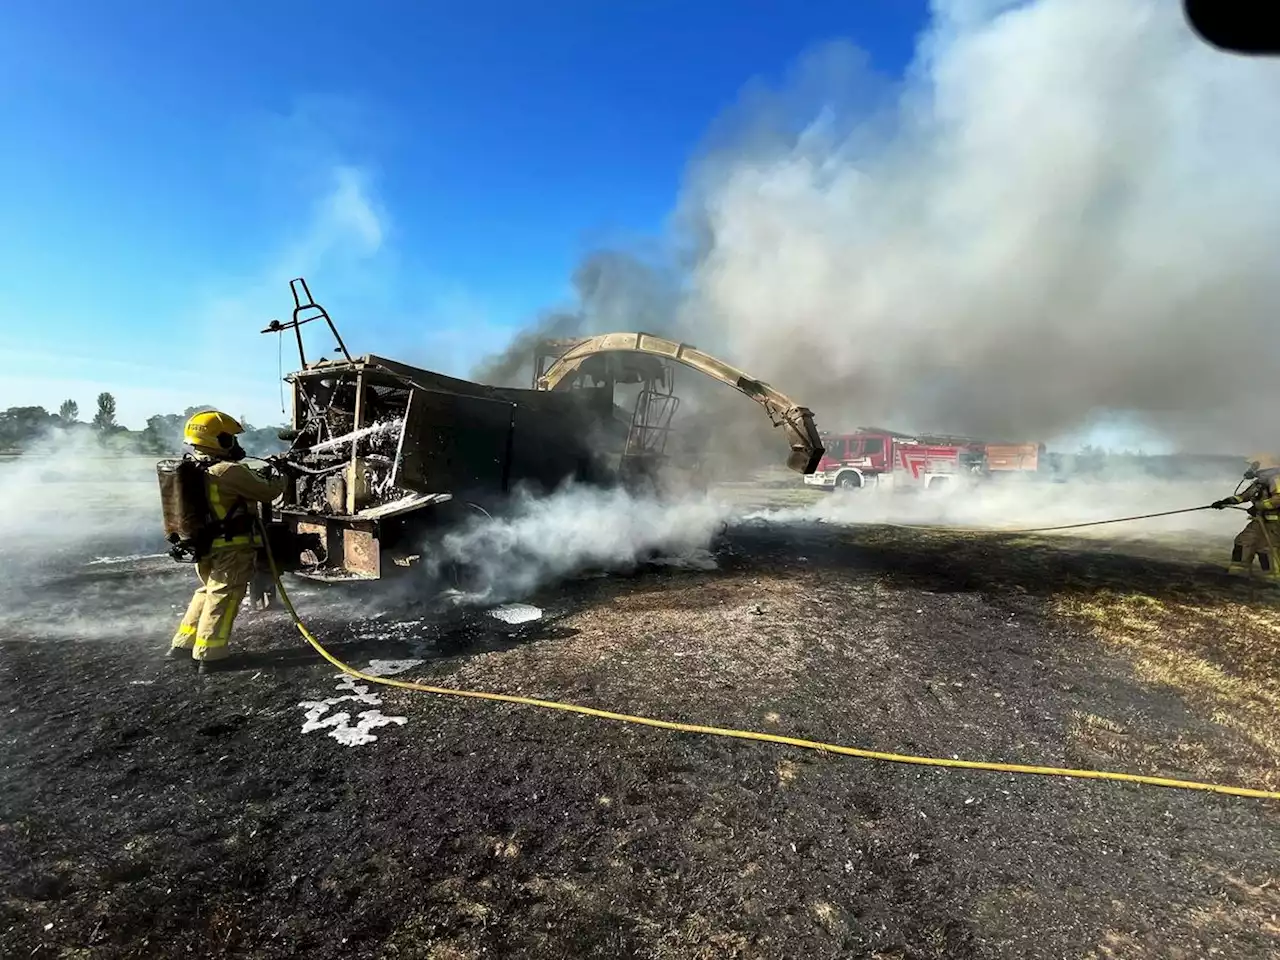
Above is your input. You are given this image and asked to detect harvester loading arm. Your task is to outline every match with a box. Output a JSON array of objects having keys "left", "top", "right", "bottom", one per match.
[{"left": 535, "top": 332, "right": 825, "bottom": 474}]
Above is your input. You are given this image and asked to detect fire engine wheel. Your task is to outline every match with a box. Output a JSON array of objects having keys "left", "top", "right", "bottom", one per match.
[{"left": 835, "top": 472, "right": 862, "bottom": 490}]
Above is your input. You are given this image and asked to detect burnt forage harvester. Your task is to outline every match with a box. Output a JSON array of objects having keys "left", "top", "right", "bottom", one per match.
[{"left": 157, "top": 410, "right": 288, "bottom": 673}]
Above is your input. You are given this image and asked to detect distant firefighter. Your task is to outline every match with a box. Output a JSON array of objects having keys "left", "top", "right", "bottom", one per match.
[
  {"left": 158, "top": 410, "right": 286, "bottom": 673},
  {"left": 1211, "top": 456, "right": 1280, "bottom": 580}
]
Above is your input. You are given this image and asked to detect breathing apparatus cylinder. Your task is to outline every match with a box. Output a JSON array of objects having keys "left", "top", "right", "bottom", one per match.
[{"left": 156, "top": 457, "right": 214, "bottom": 563}]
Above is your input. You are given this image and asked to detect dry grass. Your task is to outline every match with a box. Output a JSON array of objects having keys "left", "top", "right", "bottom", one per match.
[
  {"left": 1187, "top": 864, "right": 1280, "bottom": 941},
  {"left": 1055, "top": 589, "right": 1280, "bottom": 789},
  {"left": 1084, "top": 930, "right": 1153, "bottom": 960}
]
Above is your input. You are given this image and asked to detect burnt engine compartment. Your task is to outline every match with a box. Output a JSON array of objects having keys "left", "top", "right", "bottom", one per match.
[{"left": 284, "top": 374, "right": 417, "bottom": 517}]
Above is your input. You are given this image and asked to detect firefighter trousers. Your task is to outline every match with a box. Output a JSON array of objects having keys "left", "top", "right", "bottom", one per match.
[
  {"left": 171, "top": 546, "right": 258, "bottom": 661},
  {"left": 1231, "top": 518, "right": 1280, "bottom": 577}
]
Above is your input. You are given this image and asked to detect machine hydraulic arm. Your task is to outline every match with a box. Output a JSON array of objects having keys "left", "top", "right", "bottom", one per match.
[{"left": 535, "top": 332, "right": 825, "bottom": 474}]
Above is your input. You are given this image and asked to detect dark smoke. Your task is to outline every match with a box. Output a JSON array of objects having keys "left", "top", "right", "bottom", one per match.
[
  {"left": 471, "top": 248, "right": 684, "bottom": 387},
  {"left": 470, "top": 309, "right": 583, "bottom": 388}
]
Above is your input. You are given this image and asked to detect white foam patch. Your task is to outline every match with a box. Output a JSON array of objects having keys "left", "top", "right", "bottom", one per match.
[
  {"left": 350, "top": 621, "right": 425, "bottom": 642},
  {"left": 300, "top": 708, "right": 407, "bottom": 747},
  {"left": 298, "top": 673, "right": 412, "bottom": 747},
  {"left": 489, "top": 603, "right": 543, "bottom": 625},
  {"left": 87, "top": 553, "right": 167, "bottom": 566},
  {"left": 365, "top": 659, "right": 424, "bottom": 677}
]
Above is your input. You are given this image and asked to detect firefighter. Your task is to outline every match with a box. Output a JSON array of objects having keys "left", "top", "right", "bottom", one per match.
[
  {"left": 1211, "top": 456, "right": 1280, "bottom": 579},
  {"left": 168, "top": 410, "right": 287, "bottom": 673}
]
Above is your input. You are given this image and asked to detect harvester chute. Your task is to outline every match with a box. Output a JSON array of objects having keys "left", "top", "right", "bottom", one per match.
[{"left": 534, "top": 332, "right": 825, "bottom": 474}]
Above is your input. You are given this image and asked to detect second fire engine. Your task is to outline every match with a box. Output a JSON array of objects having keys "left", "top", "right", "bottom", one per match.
[{"left": 803, "top": 427, "right": 1043, "bottom": 492}]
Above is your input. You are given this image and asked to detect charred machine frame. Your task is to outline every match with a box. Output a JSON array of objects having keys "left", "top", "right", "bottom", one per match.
[{"left": 259, "top": 279, "right": 824, "bottom": 582}]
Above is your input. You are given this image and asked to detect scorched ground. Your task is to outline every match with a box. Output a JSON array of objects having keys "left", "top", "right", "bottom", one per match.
[{"left": 1, "top": 490, "right": 1278, "bottom": 960}]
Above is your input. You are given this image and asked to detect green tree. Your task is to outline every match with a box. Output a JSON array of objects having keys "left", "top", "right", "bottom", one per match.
[
  {"left": 0, "top": 406, "right": 55, "bottom": 451},
  {"left": 58, "top": 399, "right": 79, "bottom": 424},
  {"left": 140, "top": 412, "right": 187, "bottom": 455},
  {"left": 92, "top": 392, "right": 118, "bottom": 433}
]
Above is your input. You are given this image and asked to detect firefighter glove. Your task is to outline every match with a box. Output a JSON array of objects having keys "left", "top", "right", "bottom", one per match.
[
  {"left": 1211, "top": 499, "right": 1232, "bottom": 509},
  {"left": 265, "top": 455, "right": 297, "bottom": 475}
]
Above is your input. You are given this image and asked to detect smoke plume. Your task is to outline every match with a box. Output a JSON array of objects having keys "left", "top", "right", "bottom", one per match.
[
  {"left": 471, "top": 248, "right": 684, "bottom": 388},
  {"left": 673, "top": 0, "right": 1280, "bottom": 453},
  {"left": 0, "top": 430, "right": 160, "bottom": 561},
  {"left": 0, "top": 430, "right": 175, "bottom": 641},
  {"left": 492, "top": 0, "right": 1280, "bottom": 456},
  {"left": 471, "top": 309, "right": 584, "bottom": 388},
  {"left": 429, "top": 484, "right": 731, "bottom": 604},
  {"left": 742, "top": 475, "right": 1247, "bottom": 543}
]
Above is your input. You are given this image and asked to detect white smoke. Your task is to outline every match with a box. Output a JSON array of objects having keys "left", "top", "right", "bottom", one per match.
[
  {"left": 674, "top": 0, "right": 1280, "bottom": 453},
  {"left": 425, "top": 471, "right": 1251, "bottom": 611},
  {"left": 430, "top": 484, "right": 734, "bottom": 604},
  {"left": 741, "top": 476, "right": 1248, "bottom": 541},
  {"left": 0, "top": 430, "right": 160, "bottom": 559},
  {"left": 0, "top": 431, "right": 175, "bottom": 641}
]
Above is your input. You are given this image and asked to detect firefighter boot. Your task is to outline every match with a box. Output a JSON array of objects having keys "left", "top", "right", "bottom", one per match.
[
  {"left": 1228, "top": 545, "right": 1249, "bottom": 576},
  {"left": 1259, "top": 553, "right": 1280, "bottom": 585}
]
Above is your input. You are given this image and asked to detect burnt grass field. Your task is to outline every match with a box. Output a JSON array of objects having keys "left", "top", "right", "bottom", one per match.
[{"left": 2, "top": 487, "right": 1279, "bottom": 959}]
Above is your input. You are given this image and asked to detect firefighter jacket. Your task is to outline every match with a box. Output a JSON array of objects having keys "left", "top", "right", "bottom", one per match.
[{"left": 196, "top": 454, "right": 287, "bottom": 551}]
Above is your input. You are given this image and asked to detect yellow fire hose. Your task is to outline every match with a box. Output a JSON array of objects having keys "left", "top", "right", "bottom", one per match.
[
  {"left": 882, "top": 504, "right": 1217, "bottom": 535},
  {"left": 256, "top": 515, "right": 1280, "bottom": 802}
]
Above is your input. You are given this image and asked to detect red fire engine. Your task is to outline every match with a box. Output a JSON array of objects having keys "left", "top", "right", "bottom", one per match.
[{"left": 803, "top": 427, "right": 1043, "bottom": 491}]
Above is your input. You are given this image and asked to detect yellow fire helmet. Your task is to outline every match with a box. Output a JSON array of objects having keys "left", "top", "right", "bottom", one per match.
[{"left": 183, "top": 410, "right": 244, "bottom": 453}]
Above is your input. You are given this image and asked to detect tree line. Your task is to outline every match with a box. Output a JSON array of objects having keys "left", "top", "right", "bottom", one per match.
[{"left": 0, "top": 393, "right": 287, "bottom": 457}]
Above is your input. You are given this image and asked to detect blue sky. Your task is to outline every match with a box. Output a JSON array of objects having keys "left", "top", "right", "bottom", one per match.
[{"left": 0, "top": 0, "right": 929, "bottom": 428}]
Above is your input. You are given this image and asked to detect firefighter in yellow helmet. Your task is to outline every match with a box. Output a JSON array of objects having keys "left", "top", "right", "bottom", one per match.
[
  {"left": 168, "top": 410, "right": 287, "bottom": 673},
  {"left": 1211, "top": 455, "right": 1280, "bottom": 580}
]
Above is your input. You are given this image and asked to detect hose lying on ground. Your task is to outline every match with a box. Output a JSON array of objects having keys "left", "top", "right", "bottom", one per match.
[{"left": 255, "top": 514, "right": 1280, "bottom": 803}]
